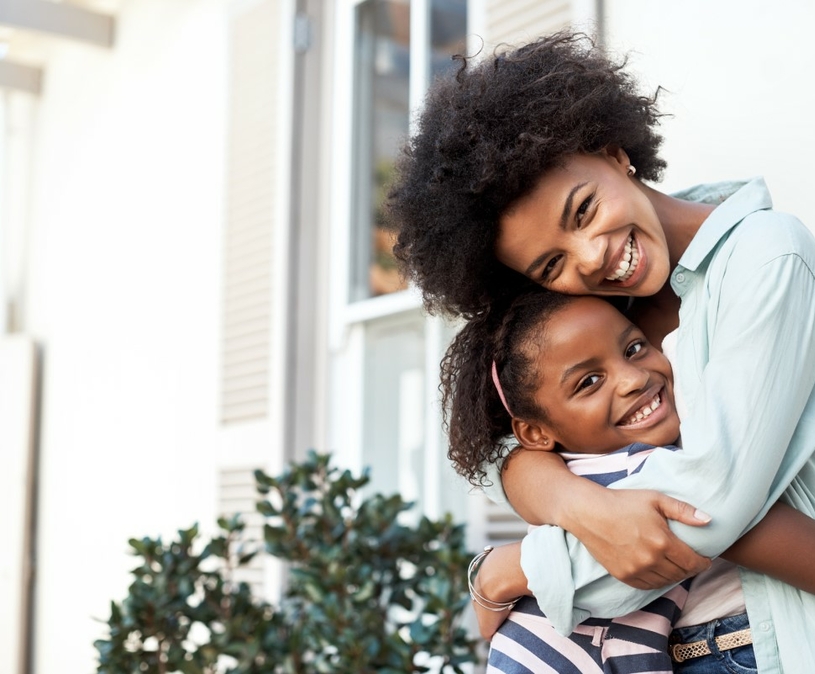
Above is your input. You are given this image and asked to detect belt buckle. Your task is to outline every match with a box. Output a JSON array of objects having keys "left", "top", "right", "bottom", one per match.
[{"left": 670, "top": 643, "right": 687, "bottom": 664}]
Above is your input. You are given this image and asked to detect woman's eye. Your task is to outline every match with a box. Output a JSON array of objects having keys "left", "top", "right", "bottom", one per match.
[
  {"left": 625, "top": 341, "right": 644, "bottom": 358},
  {"left": 540, "top": 254, "right": 563, "bottom": 282},
  {"left": 575, "top": 194, "right": 594, "bottom": 227},
  {"left": 578, "top": 374, "right": 601, "bottom": 390}
]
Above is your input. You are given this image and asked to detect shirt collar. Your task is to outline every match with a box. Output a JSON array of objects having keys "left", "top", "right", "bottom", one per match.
[{"left": 673, "top": 177, "right": 773, "bottom": 271}]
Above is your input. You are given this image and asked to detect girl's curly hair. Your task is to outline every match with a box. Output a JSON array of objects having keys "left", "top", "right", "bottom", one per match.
[
  {"left": 388, "top": 31, "right": 666, "bottom": 318},
  {"left": 441, "top": 288, "right": 573, "bottom": 486}
]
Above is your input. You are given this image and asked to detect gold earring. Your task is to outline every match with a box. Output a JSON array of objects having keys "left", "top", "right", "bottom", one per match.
[{"left": 627, "top": 165, "right": 637, "bottom": 177}]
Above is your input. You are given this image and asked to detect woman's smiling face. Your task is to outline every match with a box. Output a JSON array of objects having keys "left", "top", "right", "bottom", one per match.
[
  {"left": 496, "top": 149, "right": 672, "bottom": 297},
  {"left": 517, "top": 297, "right": 680, "bottom": 454}
]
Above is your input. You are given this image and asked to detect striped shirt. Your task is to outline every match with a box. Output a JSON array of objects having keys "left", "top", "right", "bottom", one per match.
[{"left": 488, "top": 443, "right": 689, "bottom": 674}]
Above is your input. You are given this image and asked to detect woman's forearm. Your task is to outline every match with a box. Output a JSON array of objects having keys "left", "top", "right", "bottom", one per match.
[
  {"left": 722, "top": 501, "right": 815, "bottom": 594},
  {"left": 503, "top": 448, "right": 710, "bottom": 587}
]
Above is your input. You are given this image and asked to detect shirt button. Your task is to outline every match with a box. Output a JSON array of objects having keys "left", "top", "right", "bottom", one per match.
[
  {"left": 760, "top": 622, "right": 771, "bottom": 632},
  {"left": 675, "top": 272, "right": 686, "bottom": 283}
]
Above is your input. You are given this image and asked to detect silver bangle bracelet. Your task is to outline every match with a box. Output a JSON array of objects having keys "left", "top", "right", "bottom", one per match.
[{"left": 467, "top": 545, "right": 522, "bottom": 612}]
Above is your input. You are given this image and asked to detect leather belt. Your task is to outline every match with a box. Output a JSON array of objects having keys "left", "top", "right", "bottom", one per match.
[{"left": 670, "top": 627, "right": 752, "bottom": 663}]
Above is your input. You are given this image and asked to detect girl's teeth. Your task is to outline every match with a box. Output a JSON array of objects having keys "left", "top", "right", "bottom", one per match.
[{"left": 622, "top": 394, "right": 661, "bottom": 425}]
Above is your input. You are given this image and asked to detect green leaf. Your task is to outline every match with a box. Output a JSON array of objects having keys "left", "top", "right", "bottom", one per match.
[{"left": 256, "top": 500, "right": 277, "bottom": 517}]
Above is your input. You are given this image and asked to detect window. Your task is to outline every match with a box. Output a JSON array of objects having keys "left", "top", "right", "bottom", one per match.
[
  {"left": 329, "top": 0, "right": 468, "bottom": 521},
  {"left": 350, "top": 0, "right": 467, "bottom": 302}
]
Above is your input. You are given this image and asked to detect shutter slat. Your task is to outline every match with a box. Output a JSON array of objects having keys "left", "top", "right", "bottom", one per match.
[
  {"left": 223, "top": 386, "right": 271, "bottom": 408},
  {"left": 222, "top": 345, "right": 269, "bottom": 368},
  {"left": 221, "top": 372, "right": 270, "bottom": 395},
  {"left": 223, "top": 400, "right": 269, "bottom": 422}
]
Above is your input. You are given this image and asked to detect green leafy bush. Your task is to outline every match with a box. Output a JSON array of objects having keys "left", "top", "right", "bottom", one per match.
[{"left": 95, "top": 451, "right": 478, "bottom": 673}]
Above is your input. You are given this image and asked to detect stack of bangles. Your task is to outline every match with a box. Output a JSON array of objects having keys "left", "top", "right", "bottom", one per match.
[{"left": 468, "top": 545, "right": 524, "bottom": 612}]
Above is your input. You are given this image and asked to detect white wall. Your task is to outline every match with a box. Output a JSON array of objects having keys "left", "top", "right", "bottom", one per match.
[
  {"left": 605, "top": 0, "right": 815, "bottom": 226},
  {"left": 23, "top": 1, "right": 229, "bottom": 671}
]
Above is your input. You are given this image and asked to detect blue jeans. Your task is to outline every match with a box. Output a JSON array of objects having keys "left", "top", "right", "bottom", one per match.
[{"left": 671, "top": 613, "right": 757, "bottom": 674}]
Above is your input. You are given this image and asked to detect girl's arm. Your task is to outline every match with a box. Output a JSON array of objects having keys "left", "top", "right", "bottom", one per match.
[
  {"left": 722, "top": 501, "right": 815, "bottom": 594},
  {"left": 470, "top": 542, "right": 525, "bottom": 639}
]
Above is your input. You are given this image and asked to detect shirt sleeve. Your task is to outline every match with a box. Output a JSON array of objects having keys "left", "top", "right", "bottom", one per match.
[
  {"left": 521, "top": 215, "right": 815, "bottom": 634},
  {"left": 479, "top": 449, "right": 513, "bottom": 508}
]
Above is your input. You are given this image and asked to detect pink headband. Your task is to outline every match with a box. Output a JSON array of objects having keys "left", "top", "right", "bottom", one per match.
[{"left": 491, "top": 361, "right": 513, "bottom": 417}]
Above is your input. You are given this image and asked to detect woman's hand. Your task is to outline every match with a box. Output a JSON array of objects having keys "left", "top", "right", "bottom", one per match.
[
  {"left": 568, "top": 489, "right": 713, "bottom": 589},
  {"left": 471, "top": 542, "right": 529, "bottom": 640},
  {"left": 503, "top": 449, "right": 712, "bottom": 589}
]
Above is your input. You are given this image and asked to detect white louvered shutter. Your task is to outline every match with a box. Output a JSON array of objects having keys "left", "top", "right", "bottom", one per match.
[
  {"left": 221, "top": 0, "right": 282, "bottom": 424},
  {"left": 484, "top": 0, "right": 571, "bottom": 46}
]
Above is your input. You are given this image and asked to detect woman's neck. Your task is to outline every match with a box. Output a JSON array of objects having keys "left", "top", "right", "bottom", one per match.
[{"left": 639, "top": 182, "right": 717, "bottom": 268}]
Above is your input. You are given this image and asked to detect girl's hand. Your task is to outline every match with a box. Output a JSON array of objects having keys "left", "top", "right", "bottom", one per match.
[
  {"left": 567, "top": 488, "right": 713, "bottom": 589},
  {"left": 471, "top": 542, "right": 529, "bottom": 640},
  {"left": 502, "top": 449, "right": 712, "bottom": 589}
]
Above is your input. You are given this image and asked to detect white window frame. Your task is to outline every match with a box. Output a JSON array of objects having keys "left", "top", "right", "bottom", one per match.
[{"left": 328, "top": 0, "right": 477, "bottom": 520}]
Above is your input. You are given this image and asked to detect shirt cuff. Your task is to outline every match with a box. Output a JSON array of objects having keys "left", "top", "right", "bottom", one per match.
[{"left": 520, "top": 525, "right": 590, "bottom": 635}]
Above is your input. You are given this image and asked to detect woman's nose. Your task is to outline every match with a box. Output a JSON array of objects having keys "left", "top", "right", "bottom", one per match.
[{"left": 573, "top": 234, "right": 607, "bottom": 279}]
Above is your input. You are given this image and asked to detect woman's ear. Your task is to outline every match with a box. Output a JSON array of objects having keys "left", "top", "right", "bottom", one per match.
[
  {"left": 603, "top": 145, "right": 631, "bottom": 171},
  {"left": 511, "top": 418, "right": 557, "bottom": 452}
]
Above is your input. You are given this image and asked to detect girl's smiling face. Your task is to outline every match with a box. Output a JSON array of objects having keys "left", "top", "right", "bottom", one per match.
[
  {"left": 512, "top": 296, "right": 680, "bottom": 454},
  {"left": 495, "top": 149, "right": 672, "bottom": 298}
]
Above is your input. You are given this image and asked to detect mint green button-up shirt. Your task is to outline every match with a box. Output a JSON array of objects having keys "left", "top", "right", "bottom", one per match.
[{"left": 490, "top": 178, "right": 815, "bottom": 673}]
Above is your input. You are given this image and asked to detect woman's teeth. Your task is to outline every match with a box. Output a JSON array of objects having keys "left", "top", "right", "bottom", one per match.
[
  {"left": 606, "top": 234, "right": 639, "bottom": 282},
  {"left": 621, "top": 394, "right": 661, "bottom": 425}
]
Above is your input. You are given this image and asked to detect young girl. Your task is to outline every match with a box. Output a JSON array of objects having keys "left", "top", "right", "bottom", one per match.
[{"left": 444, "top": 288, "right": 815, "bottom": 673}]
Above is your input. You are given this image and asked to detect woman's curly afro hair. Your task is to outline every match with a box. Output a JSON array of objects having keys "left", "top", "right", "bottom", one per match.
[{"left": 387, "top": 31, "right": 666, "bottom": 318}]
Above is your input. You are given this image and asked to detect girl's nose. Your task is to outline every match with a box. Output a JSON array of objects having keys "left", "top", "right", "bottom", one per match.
[{"left": 619, "top": 363, "right": 650, "bottom": 396}]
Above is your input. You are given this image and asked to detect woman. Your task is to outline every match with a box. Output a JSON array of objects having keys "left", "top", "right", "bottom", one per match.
[{"left": 388, "top": 32, "right": 815, "bottom": 673}]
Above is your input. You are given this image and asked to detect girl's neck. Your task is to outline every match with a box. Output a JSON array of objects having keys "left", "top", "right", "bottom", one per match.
[{"left": 639, "top": 182, "right": 717, "bottom": 268}]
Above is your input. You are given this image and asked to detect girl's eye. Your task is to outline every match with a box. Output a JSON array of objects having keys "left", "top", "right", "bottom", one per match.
[
  {"left": 625, "top": 341, "right": 644, "bottom": 358},
  {"left": 578, "top": 374, "right": 601, "bottom": 390},
  {"left": 575, "top": 194, "right": 594, "bottom": 228},
  {"left": 540, "top": 254, "right": 563, "bottom": 282}
]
